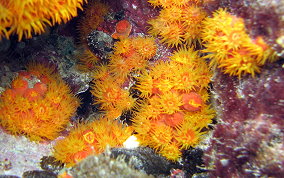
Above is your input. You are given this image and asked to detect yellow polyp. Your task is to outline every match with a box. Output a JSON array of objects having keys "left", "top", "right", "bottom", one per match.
[
  {"left": 158, "top": 143, "right": 182, "bottom": 161},
  {"left": 83, "top": 131, "right": 95, "bottom": 144},
  {"left": 52, "top": 96, "right": 61, "bottom": 104},
  {"left": 157, "top": 91, "right": 183, "bottom": 114}
]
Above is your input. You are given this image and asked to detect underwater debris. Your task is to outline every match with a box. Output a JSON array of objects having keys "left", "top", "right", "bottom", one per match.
[
  {"left": 70, "top": 147, "right": 154, "bottom": 178},
  {"left": 87, "top": 30, "right": 114, "bottom": 60}
]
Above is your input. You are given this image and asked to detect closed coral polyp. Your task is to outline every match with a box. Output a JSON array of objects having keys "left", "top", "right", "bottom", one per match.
[
  {"left": 111, "top": 19, "right": 132, "bottom": 40},
  {"left": 33, "top": 82, "right": 48, "bottom": 95},
  {"left": 11, "top": 78, "right": 28, "bottom": 95},
  {"left": 161, "top": 112, "right": 184, "bottom": 128},
  {"left": 181, "top": 92, "right": 203, "bottom": 112},
  {"left": 24, "top": 88, "right": 41, "bottom": 101}
]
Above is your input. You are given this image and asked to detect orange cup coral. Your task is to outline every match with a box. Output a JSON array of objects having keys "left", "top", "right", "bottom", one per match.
[
  {"left": 147, "top": 1, "right": 207, "bottom": 47},
  {"left": 0, "top": 0, "right": 86, "bottom": 41},
  {"left": 132, "top": 47, "right": 215, "bottom": 161},
  {"left": 0, "top": 63, "right": 80, "bottom": 141},
  {"left": 53, "top": 118, "right": 133, "bottom": 167},
  {"left": 201, "top": 8, "right": 278, "bottom": 78},
  {"left": 181, "top": 92, "right": 203, "bottom": 111},
  {"left": 76, "top": 47, "right": 100, "bottom": 72},
  {"left": 89, "top": 36, "right": 158, "bottom": 119},
  {"left": 91, "top": 76, "right": 136, "bottom": 119}
]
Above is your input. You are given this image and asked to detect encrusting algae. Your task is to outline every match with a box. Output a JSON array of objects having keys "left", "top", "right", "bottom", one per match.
[{"left": 0, "top": 62, "right": 80, "bottom": 141}]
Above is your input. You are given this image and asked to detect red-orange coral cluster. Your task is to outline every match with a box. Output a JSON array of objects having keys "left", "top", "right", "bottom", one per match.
[
  {"left": 109, "top": 36, "right": 157, "bottom": 81},
  {"left": 90, "top": 36, "right": 157, "bottom": 119},
  {"left": 0, "top": 63, "right": 80, "bottom": 141},
  {"left": 201, "top": 8, "right": 278, "bottom": 78},
  {"left": 147, "top": 0, "right": 207, "bottom": 47},
  {"left": 132, "top": 47, "right": 215, "bottom": 161},
  {"left": 53, "top": 118, "right": 133, "bottom": 167},
  {"left": 91, "top": 77, "right": 136, "bottom": 119},
  {"left": 0, "top": 0, "right": 86, "bottom": 41}
]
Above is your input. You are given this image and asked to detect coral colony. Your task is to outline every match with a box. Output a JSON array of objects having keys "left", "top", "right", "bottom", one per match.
[
  {"left": 0, "top": 63, "right": 80, "bottom": 141},
  {"left": 0, "top": 0, "right": 85, "bottom": 41},
  {"left": 0, "top": 0, "right": 283, "bottom": 177}
]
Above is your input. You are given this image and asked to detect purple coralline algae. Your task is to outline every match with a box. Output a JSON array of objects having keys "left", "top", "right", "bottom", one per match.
[{"left": 204, "top": 61, "right": 284, "bottom": 177}]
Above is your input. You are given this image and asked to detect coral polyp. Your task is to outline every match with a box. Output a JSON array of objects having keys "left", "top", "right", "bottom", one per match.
[
  {"left": 76, "top": 47, "right": 100, "bottom": 72},
  {"left": 0, "top": 63, "right": 80, "bottom": 141},
  {"left": 155, "top": 91, "right": 183, "bottom": 114},
  {"left": 89, "top": 35, "right": 158, "bottom": 120},
  {"left": 174, "top": 122, "right": 204, "bottom": 149},
  {"left": 169, "top": 47, "right": 200, "bottom": 65},
  {"left": 181, "top": 92, "right": 203, "bottom": 112},
  {"left": 131, "top": 36, "right": 157, "bottom": 59},
  {"left": 91, "top": 77, "right": 136, "bottom": 118},
  {"left": 160, "top": 22, "right": 184, "bottom": 47},
  {"left": 148, "top": 0, "right": 192, "bottom": 8}
]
